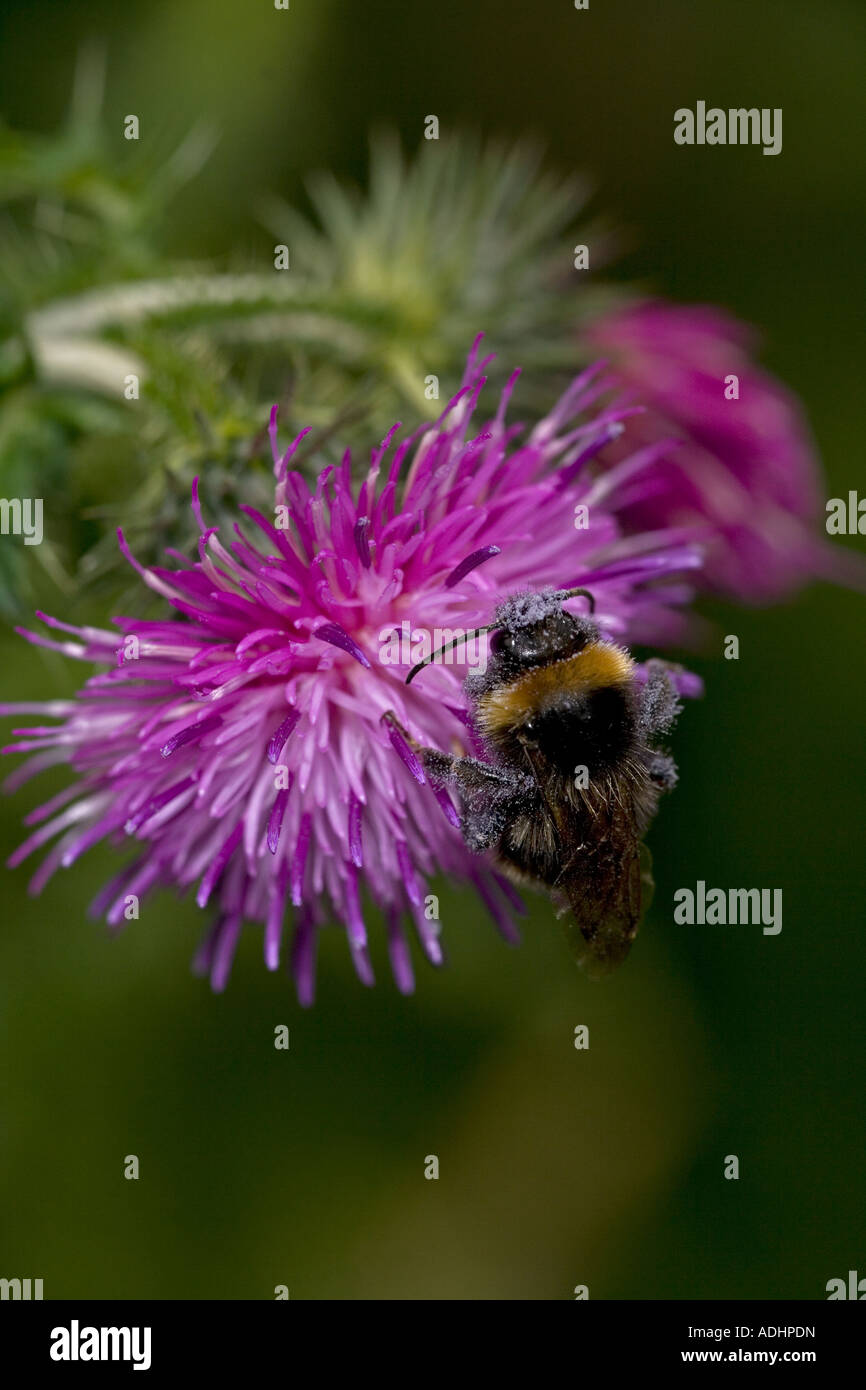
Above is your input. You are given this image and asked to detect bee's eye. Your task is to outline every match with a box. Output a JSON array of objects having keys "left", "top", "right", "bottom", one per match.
[{"left": 489, "top": 629, "right": 506, "bottom": 655}]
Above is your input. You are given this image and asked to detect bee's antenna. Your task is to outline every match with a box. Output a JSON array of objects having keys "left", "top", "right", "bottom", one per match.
[
  {"left": 555, "top": 586, "right": 595, "bottom": 613},
  {"left": 405, "top": 625, "right": 497, "bottom": 685}
]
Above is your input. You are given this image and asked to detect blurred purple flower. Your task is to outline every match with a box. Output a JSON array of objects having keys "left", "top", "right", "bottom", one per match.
[
  {"left": 587, "top": 299, "right": 862, "bottom": 601},
  {"left": 2, "top": 338, "right": 702, "bottom": 1001}
]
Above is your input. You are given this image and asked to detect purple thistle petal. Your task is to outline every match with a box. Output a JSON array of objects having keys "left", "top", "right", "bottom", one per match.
[
  {"left": 430, "top": 781, "right": 461, "bottom": 829},
  {"left": 348, "top": 937, "right": 375, "bottom": 987},
  {"left": 385, "top": 908, "right": 415, "bottom": 995},
  {"left": 313, "top": 623, "right": 371, "bottom": 668},
  {"left": 473, "top": 871, "right": 521, "bottom": 945},
  {"left": 382, "top": 716, "right": 425, "bottom": 785},
  {"left": 267, "top": 709, "right": 301, "bottom": 764},
  {"left": 125, "top": 777, "right": 197, "bottom": 834},
  {"left": 61, "top": 811, "right": 128, "bottom": 868},
  {"left": 343, "top": 867, "right": 367, "bottom": 948},
  {"left": 7, "top": 802, "right": 97, "bottom": 869},
  {"left": 353, "top": 516, "right": 372, "bottom": 568},
  {"left": 556, "top": 421, "right": 626, "bottom": 490},
  {"left": 210, "top": 912, "right": 243, "bottom": 993},
  {"left": 192, "top": 918, "right": 221, "bottom": 978},
  {"left": 443, "top": 544, "right": 502, "bottom": 589},
  {"left": 674, "top": 669, "right": 704, "bottom": 698},
  {"left": 347, "top": 791, "right": 363, "bottom": 867},
  {"left": 190, "top": 476, "right": 207, "bottom": 534},
  {"left": 290, "top": 813, "right": 312, "bottom": 907},
  {"left": 265, "top": 860, "right": 290, "bottom": 970},
  {"left": 291, "top": 913, "right": 317, "bottom": 1007},
  {"left": 196, "top": 823, "right": 243, "bottom": 909},
  {"left": 161, "top": 713, "right": 221, "bottom": 758},
  {"left": 267, "top": 785, "right": 291, "bottom": 854},
  {"left": 396, "top": 839, "right": 423, "bottom": 909},
  {"left": 492, "top": 871, "right": 529, "bottom": 917},
  {"left": 88, "top": 864, "right": 138, "bottom": 922},
  {"left": 13, "top": 625, "right": 87, "bottom": 659},
  {"left": 634, "top": 662, "right": 704, "bottom": 699},
  {"left": 409, "top": 900, "right": 444, "bottom": 967},
  {"left": 23, "top": 783, "right": 80, "bottom": 827}
]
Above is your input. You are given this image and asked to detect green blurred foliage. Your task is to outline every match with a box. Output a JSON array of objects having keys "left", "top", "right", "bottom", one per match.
[
  {"left": 0, "top": 46, "right": 606, "bottom": 614},
  {"left": 0, "top": 0, "right": 864, "bottom": 1300}
]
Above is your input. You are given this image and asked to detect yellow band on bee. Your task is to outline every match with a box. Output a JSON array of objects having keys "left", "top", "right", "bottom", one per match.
[{"left": 477, "top": 642, "right": 634, "bottom": 734}]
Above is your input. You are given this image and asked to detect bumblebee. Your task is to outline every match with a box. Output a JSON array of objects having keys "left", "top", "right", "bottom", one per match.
[{"left": 396, "top": 587, "right": 684, "bottom": 976}]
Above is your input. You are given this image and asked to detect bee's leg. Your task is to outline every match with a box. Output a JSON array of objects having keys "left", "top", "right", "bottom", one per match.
[
  {"left": 380, "top": 711, "right": 529, "bottom": 852},
  {"left": 420, "top": 748, "right": 521, "bottom": 792},
  {"left": 422, "top": 753, "right": 528, "bottom": 853},
  {"left": 381, "top": 712, "right": 523, "bottom": 791},
  {"left": 381, "top": 710, "right": 516, "bottom": 786},
  {"left": 645, "top": 750, "right": 679, "bottom": 791},
  {"left": 638, "top": 659, "right": 683, "bottom": 737}
]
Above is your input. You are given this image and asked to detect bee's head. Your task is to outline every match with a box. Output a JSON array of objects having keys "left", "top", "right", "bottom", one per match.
[
  {"left": 462, "top": 588, "right": 598, "bottom": 699},
  {"left": 486, "top": 591, "right": 598, "bottom": 677},
  {"left": 404, "top": 587, "right": 597, "bottom": 692}
]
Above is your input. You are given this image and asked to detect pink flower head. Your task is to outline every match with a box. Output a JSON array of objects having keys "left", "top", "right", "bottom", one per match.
[
  {"left": 588, "top": 299, "right": 862, "bottom": 601},
  {"left": 2, "top": 338, "right": 702, "bottom": 1002}
]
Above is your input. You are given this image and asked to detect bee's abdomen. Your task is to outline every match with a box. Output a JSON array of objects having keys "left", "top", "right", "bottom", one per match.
[
  {"left": 501, "top": 684, "right": 634, "bottom": 781},
  {"left": 497, "top": 810, "right": 564, "bottom": 886},
  {"left": 476, "top": 643, "right": 638, "bottom": 778}
]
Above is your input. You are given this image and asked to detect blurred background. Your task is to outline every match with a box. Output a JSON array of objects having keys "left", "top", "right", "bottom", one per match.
[{"left": 0, "top": 0, "right": 864, "bottom": 1299}]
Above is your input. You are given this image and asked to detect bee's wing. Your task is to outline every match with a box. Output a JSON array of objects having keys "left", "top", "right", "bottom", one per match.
[
  {"left": 553, "top": 806, "right": 655, "bottom": 978},
  {"left": 514, "top": 736, "right": 654, "bottom": 976}
]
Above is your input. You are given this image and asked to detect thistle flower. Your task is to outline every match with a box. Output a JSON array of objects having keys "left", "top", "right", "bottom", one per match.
[
  {"left": 2, "top": 339, "right": 702, "bottom": 1001},
  {"left": 587, "top": 299, "right": 862, "bottom": 601}
]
